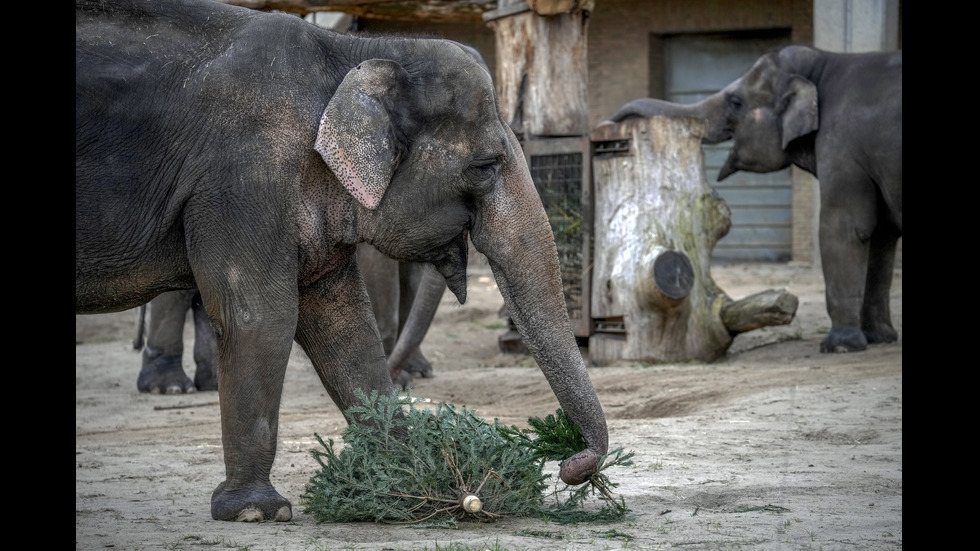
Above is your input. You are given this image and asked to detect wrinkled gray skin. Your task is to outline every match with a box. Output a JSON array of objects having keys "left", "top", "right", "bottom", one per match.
[
  {"left": 605, "top": 46, "right": 902, "bottom": 353},
  {"left": 76, "top": 0, "right": 607, "bottom": 522},
  {"left": 134, "top": 245, "right": 442, "bottom": 394}
]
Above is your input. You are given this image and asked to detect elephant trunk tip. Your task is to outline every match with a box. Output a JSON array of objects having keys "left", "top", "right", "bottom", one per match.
[{"left": 558, "top": 448, "right": 601, "bottom": 485}]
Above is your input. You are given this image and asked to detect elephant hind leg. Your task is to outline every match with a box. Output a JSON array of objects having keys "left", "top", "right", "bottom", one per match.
[
  {"left": 861, "top": 226, "right": 900, "bottom": 345},
  {"left": 404, "top": 349, "right": 433, "bottom": 378},
  {"left": 863, "top": 322, "right": 897, "bottom": 345},
  {"left": 391, "top": 350, "right": 435, "bottom": 390},
  {"left": 864, "top": 328, "right": 897, "bottom": 345}
]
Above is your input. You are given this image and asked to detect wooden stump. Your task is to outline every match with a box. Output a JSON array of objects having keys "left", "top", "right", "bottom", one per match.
[
  {"left": 485, "top": 0, "right": 590, "bottom": 138},
  {"left": 589, "top": 116, "right": 797, "bottom": 364}
]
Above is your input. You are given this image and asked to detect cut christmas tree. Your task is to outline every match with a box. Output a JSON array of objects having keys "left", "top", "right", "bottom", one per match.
[{"left": 302, "top": 390, "right": 633, "bottom": 525}]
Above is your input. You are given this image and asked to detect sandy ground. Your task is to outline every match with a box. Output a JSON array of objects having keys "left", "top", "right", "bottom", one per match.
[{"left": 76, "top": 259, "right": 902, "bottom": 550}]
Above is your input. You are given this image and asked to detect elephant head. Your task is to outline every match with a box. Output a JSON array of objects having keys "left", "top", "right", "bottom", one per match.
[
  {"left": 604, "top": 48, "right": 819, "bottom": 181},
  {"left": 315, "top": 44, "right": 608, "bottom": 485}
]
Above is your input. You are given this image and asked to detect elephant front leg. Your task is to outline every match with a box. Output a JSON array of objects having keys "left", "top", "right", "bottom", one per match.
[
  {"left": 818, "top": 186, "right": 872, "bottom": 353},
  {"left": 294, "top": 262, "right": 396, "bottom": 422},
  {"left": 209, "top": 320, "right": 296, "bottom": 522},
  {"left": 820, "top": 261, "right": 871, "bottom": 353},
  {"left": 357, "top": 243, "right": 401, "bottom": 355}
]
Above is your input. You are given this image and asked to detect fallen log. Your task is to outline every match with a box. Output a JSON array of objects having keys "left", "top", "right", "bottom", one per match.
[{"left": 721, "top": 289, "right": 798, "bottom": 336}]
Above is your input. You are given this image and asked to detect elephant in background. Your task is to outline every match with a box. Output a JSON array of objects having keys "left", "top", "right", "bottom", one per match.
[
  {"left": 76, "top": 0, "right": 607, "bottom": 523},
  {"left": 134, "top": 244, "right": 444, "bottom": 394},
  {"left": 133, "top": 289, "right": 218, "bottom": 394},
  {"left": 603, "top": 45, "right": 902, "bottom": 354},
  {"left": 355, "top": 243, "right": 446, "bottom": 387}
]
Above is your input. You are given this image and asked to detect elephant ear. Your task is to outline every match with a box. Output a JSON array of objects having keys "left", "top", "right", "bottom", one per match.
[
  {"left": 315, "top": 59, "right": 407, "bottom": 210},
  {"left": 777, "top": 75, "right": 819, "bottom": 150}
]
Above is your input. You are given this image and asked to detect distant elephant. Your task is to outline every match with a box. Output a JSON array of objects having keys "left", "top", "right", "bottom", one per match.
[
  {"left": 355, "top": 243, "right": 446, "bottom": 387},
  {"left": 134, "top": 289, "right": 218, "bottom": 394},
  {"left": 133, "top": 245, "right": 444, "bottom": 394},
  {"left": 383, "top": 261, "right": 447, "bottom": 386},
  {"left": 604, "top": 45, "right": 902, "bottom": 354},
  {"left": 76, "top": 0, "right": 607, "bottom": 523}
]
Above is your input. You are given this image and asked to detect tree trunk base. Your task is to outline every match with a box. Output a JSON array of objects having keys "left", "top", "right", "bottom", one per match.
[
  {"left": 587, "top": 116, "right": 798, "bottom": 365},
  {"left": 720, "top": 289, "right": 798, "bottom": 336}
]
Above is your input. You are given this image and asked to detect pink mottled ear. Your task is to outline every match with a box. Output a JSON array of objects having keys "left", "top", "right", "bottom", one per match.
[{"left": 315, "top": 59, "right": 405, "bottom": 209}]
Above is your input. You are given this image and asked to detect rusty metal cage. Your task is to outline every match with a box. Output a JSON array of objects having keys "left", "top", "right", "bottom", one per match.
[{"left": 522, "top": 137, "right": 593, "bottom": 338}]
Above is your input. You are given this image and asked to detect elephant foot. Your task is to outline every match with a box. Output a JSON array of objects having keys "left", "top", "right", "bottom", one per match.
[
  {"left": 211, "top": 481, "right": 292, "bottom": 522},
  {"left": 194, "top": 362, "right": 219, "bottom": 391},
  {"left": 137, "top": 352, "right": 196, "bottom": 394},
  {"left": 820, "top": 326, "right": 868, "bottom": 353},
  {"left": 404, "top": 350, "right": 434, "bottom": 378},
  {"left": 863, "top": 322, "right": 898, "bottom": 345},
  {"left": 392, "top": 369, "right": 414, "bottom": 390},
  {"left": 390, "top": 350, "right": 433, "bottom": 389}
]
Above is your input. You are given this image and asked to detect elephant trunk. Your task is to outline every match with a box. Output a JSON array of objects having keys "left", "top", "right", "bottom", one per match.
[
  {"left": 605, "top": 93, "right": 732, "bottom": 145},
  {"left": 471, "top": 136, "right": 609, "bottom": 485},
  {"left": 386, "top": 265, "right": 445, "bottom": 382}
]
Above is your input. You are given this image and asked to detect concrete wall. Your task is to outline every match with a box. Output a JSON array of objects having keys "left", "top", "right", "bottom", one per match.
[{"left": 814, "top": 0, "right": 901, "bottom": 52}]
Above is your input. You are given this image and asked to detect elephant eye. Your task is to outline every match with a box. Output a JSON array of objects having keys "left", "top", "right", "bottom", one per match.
[
  {"left": 726, "top": 94, "right": 743, "bottom": 114},
  {"left": 465, "top": 155, "right": 503, "bottom": 190}
]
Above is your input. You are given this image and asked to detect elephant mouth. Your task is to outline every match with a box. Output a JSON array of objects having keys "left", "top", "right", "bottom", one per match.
[
  {"left": 717, "top": 149, "right": 740, "bottom": 181},
  {"left": 431, "top": 230, "right": 469, "bottom": 304}
]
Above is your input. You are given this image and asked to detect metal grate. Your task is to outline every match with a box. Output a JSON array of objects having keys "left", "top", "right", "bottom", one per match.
[{"left": 529, "top": 153, "right": 584, "bottom": 320}]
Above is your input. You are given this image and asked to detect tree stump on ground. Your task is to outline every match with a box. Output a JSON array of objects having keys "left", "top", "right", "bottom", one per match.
[{"left": 589, "top": 116, "right": 797, "bottom": 364}]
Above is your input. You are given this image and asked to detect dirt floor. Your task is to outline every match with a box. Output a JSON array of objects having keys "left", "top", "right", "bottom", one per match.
[{"left": 76, "top": 258, "right": 902, "bottom": 550}]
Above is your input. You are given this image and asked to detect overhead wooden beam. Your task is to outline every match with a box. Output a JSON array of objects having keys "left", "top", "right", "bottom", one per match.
[{"left": 216, "top": 0, "right": 498, "bottom": 23}]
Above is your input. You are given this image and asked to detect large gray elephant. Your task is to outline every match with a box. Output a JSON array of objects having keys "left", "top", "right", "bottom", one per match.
[
  {"left": 604, "top": 45, "right": 902, "bottom": 354},
  {"left": 76, "top": 0, "right": 607, "bottom": 522},
  {"left": 134, "top": 245, "right": 444, "bottom": 394}
]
